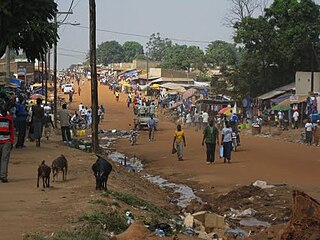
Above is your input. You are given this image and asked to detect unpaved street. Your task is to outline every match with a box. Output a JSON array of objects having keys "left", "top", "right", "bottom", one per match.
[{"left": 0, "top": 79, "right": 320, "bottom": 240}]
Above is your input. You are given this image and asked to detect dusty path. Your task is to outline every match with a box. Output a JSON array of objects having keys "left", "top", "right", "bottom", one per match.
[
  {"left": 1, "top": 78, "right": 320, "bottom": 240},
  {"left": 74, "top": 80, "right": 320, "bottom": 200}
]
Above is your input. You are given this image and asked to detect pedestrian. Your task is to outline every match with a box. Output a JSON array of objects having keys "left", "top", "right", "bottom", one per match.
[
  {"left": 32, "top": 98, "right": 44, "bottom": 147},
  {"left": 0, "top": 98, "right": 14, "bottom": 183},
  {"left": 127, "top": 96, "right": 131, "bottom": 108},
  {"left": 100, "top": 105, "right": 105, "bottom": 121},
  {"left": 278, "top": 110, "right": 284, "bottom": 128},
  {"left": 43, "top": 105, "right": 54, "bottom": 140},
  {"left": 82, "top": 79, "right": 85, "bottom": 87},
  {"left": 194, "top": 111, "right": 200, "bottom": 131},
  {"left": 115, "top": 91, "right": 119, "bottom": 102},
  {"left": 293, "top": 110, "right": 299, "bottom": 129},
  {"left": 78, "top": 86, "right": 81, "bottom": 96},
  {"left": 15, "top": 95, "right": 28, "bottom": 148},
  {"left": 79, "top": 102, "right": 83, "bottom": 112},
  {"left": 173, "top": 124, "right": 186, "bottom": 161},
  {"left": 202, "top": 111, "right": 209, "bottom": 129},
  {"left": 147, "top": 115, "right": 156, "bottom": 141},
  {"left": 86, "top": 107, "right": 92, "bottom": 128},
  {"left": 186, "top": 112, "right": 192, "bottom": 127},
  {"left": 305, "top": 118, "right": 313, "bottom": 146},
  {"left": 222, "top": 121, "right": 233, "bottom": 163},
  {"left": 202, "top": 119, "right": 219, "bottom": 164},
  {"left": 69, "top": 90, "right": 73, "bottom": 102},
  {"left": 58, "top": 103, "right": 72, "bottom": 144}
]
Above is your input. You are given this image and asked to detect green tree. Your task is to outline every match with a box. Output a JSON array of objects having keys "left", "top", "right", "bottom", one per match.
[
  {"left": 96, "top": 41, "right": 124, "bottom": 65},
  {"left": 160, "top": 44, "right": 204, "bottom": 71},
  {"left": 123, "top": 41, "right": 144, "bottom": 62},
  {"left": 0, "top": 0, "right": 58, "bottom": 61},
  {"left": 146, "top": 33, "right": 172, "bottom": 61},
  {"left": 205, "top": 40, "right": 238, "bottom": 68},
  {"left": 232, "top": 0, "right": 320, "bottom": 97}
]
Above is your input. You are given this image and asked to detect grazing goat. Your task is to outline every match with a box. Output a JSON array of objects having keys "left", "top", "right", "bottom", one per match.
[
  {"left": 37, "top": 161, "right": 51, "bottom": 188},
  {"left": 51, "top": 154, "right": 68, "bottom": 182},
  {"left": 92, "top": 156, "right": 112, "bottom": 191}
]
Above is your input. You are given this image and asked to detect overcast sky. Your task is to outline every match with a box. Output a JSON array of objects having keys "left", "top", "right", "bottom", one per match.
[
  {"left": 55, "top": 0, "right": 320, "bottom": 70},
  {"left": 56, "top": 0, "right": 236, "bottom": 69}
]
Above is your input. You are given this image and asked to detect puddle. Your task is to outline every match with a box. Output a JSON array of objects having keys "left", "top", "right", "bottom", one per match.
[
  {"left": 239, "top": 217, "right": 271, "bottom": 227},
  {"left": 144, "top": 174, "right": 202, "bottom": 208}
]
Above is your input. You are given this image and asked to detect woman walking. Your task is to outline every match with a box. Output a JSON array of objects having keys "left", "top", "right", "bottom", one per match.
[
  {"left": 173, "top": 124, "right": 186, "bottom": 161},
  {"left": 32, "top": 98, "right": 44, "bottom": 147},
  {"left": 222, "top": 121, "right": 233, "bottom": 163}
]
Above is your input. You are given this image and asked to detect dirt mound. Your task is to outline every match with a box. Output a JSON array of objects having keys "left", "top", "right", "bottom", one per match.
[{"left": 280, "top": 190, "right": 320, "bottom": 240}]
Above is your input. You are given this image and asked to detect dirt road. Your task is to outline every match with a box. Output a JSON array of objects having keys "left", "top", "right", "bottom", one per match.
[{"left": 1, "top": 79, "right": 320, "bottom": 239}]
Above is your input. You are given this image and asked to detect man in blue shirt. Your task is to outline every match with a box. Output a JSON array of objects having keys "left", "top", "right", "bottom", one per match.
[
  {"left": 15, "top": 96, "right": 28, "bottom": 148},
  {"left": 147, "top": 115, "right": 156, "bottom": 141}
]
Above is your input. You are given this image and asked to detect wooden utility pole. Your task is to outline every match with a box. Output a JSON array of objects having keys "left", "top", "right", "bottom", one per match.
[
  {"left": 53, "top": 12, "right": 58, "bottom": 127},
  {"left": 5, "top": 46, "right": 10, "bottom": 83},
  {"left": 44, "top": 52, "right": 48, "bottom": 105},
  {"left": 89, "top": 0, "right": 99, "bottom": 152}
]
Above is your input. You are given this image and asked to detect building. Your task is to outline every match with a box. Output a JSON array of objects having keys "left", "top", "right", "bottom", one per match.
[
  {"left": 295, "top": 71, "right": 320, "bottom": 95},
  {"left": 0, "top": 59, "right": 34, "bottom": 84}
]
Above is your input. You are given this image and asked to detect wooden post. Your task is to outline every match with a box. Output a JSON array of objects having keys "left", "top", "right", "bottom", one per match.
[
  {"left": 53, "top": 12, "right": 58, "bottom": 127},
  {"left": 89, "top": 0, "right": 99, "bottom": 152}
]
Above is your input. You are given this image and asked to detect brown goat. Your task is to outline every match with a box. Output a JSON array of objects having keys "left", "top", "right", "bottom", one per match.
[
  {"left": 51, "top": 154, "right": 68, "bottom": 182},
  {"left": 37, "top": 160, "right": 51, "bottom": 188}
]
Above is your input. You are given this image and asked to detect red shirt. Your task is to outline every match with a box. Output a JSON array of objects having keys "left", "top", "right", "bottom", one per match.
[{"left": 0, "top": 114, "right": 14, "bottom": 144}]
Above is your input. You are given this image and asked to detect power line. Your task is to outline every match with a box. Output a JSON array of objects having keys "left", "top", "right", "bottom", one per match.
[
  {"left": 72, "top": 0, "right": 83, "bottom": 11},
  {"left": 59, "top": 47, "right": 87, "bottom": 54},
  {"left": 73, "top": 25, "right": 212, "bottom": 44},
  {"left": 59, "top": 0, "right": 75, "bottom": 24}
]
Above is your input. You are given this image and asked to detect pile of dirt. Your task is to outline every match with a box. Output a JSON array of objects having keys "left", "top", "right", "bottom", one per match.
[
  {"left": 280, "top": 190, "right": 320, "bottom": 240},
  {"left": 208, "top": 184, "right": 292, "bottom": 227}
]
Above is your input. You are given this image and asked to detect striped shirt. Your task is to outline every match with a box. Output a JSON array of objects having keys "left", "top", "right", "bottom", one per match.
[{"left": 0, "top": 114, "right": 14, "bottom": 144}]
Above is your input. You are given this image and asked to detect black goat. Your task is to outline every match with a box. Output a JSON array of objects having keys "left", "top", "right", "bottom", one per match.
[
  {"left": 92, "top": 156, "right": 112, "bottom": 191},
  {"left": 51, "top": 154, "right": 68, "bottom": 182},
  {"left": 37, "top": 161, "right": 51, "bottom": 188}
]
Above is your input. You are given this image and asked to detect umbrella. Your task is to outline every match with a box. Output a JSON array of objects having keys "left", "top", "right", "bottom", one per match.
[
  {"left": 183, "top": 88, "right": 197, "bottom": 100},
  {"left": 272, "top": 105, "right": 292, "bottom": 111},
  {"left": 218, "top": 107, "right": 232, "bottom": 116},
  {"left": 30, "top": 94, "right": 44, "bottom": 100},
  {"left": 150, "top": 84, "right": 160, "bottom": 90}
]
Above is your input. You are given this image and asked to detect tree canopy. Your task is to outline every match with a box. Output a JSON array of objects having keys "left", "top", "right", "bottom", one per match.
[
  {"left": 0, "top": 0, "right": 58, "bottom": 61},
  {"left": 206, "top": 41, "right": 238, "bottom": 68},
  {"left": 146, "top": 33, "right": 172, "bottom": 61},
  {"left": 232, "top": 0, "right": 320, "bottom": 98},
  {"left": 96, "top": 41, "right": 125, "bottom": 65},
  {"left": 123, "top": 41, "right": 144, "bottom": 62}
]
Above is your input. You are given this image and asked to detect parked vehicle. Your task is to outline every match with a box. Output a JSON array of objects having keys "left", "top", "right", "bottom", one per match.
[
  {"left": 62, "top": 83, "right": 74, "bottom": 94},
  {"left": 133, "top": 106, "right": 158, "bottom": 130}
]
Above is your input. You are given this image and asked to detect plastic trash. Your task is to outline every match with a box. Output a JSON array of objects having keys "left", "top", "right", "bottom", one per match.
[
  {"left": 155, "top": 228, "right": 165, "bottom": 237},
  {"left": 252, "top": 180, "right": 274, "bottom": 189},
  {"left": 183, "top": 227, "right": 196, "bottom": 236},
  {"left": 219, "top": 145, "right": 224, "bottom": 158}
]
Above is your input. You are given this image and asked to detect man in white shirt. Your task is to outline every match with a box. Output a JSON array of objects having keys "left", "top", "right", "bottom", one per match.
[
  {"left": 79, "top": 103, "right": 83, "bottom": 112},
  {"left": 293, "top": 110, "right": 299, "bottom": 129},
  {"left": 278, "top": 111, "right": 284, "bottom": 128},
  {"left": 305, "top": 119, "right": 313, "bottom": 145},
  {"left": 202, "top": 111, "right": 209, "bottom": 129}
]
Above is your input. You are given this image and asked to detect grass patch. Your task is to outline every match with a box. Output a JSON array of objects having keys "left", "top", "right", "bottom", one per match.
[
  {"left": 90, "top": 198, "right": 120, "bottom": 208},
  {"left": 24, "top": 226, "right": 105, "bottom": 240},
  {"left": 79, "top": 211, "right": 127, "bottom": 234},
  {"left": 110, "top": 192, "right": 172, "bottom": 219}
]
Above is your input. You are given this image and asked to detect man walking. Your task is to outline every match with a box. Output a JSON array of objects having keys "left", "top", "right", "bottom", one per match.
[
  {"left": 293, "top": 110, "right": 299, "bottom": 129},
  {"left": 15, "top": 95, "right": 28, "bottom": 148},
  {"left": 0, "top": 99, "right": 14, "bottom": 182},
  {"left": 58, "top": 104, "right": 72, "bottom": 144},
  {"left": 202, "top": 119, "right": 219, "bottom": 164},
  {"left": 147, "top": 115, "right": 156, "bottom": 141}
]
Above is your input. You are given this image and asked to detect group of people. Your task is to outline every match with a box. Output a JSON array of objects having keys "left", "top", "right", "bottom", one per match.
[
  {"left": 172, "top": 119, "right": 236, "bottom": 164},
  {"left": 305, "top": 118, "right": 320, "bottom": 146}
]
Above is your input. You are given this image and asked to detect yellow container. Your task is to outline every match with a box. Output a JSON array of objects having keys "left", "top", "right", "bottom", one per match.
[{"left": 77, "top": 130, "right": 86, "bottom": 137}]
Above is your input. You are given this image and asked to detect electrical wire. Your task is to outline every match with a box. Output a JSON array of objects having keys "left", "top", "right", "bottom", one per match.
[
  {"left": 59, "top": 0, "right": 75, "bottom": 24},
  {"left": 72, "top": 0, "right": 83, "bottom": 11},
  {"left": 73, "top": 25, "right": 212, "bottom": 44},
  {"left": 59, "top": 47, "right": 87, "bottom": 54}
]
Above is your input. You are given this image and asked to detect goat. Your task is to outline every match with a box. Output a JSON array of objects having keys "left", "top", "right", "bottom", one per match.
[
  {"left": 37, "top": 160, "right": 51, "bottom": 188},
  {"left": 92, "top": 156, "right": 112, "bottom": 191},
  {"left": 51, "top": 154, "right": 68, "bottom": 182}
]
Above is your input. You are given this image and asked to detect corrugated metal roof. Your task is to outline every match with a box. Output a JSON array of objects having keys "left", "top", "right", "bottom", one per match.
[{"left": 257, "top": 82, "right": 295, "bottom": 100}]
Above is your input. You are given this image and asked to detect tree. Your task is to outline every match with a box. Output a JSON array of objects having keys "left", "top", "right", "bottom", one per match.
[
  {"left": 205, "top": 40, "right": 238, "bottom": 68},
  {"left": 146, "top": 33, "right": 172, "bottom": 61},
  {"left": 160, "top": 44, "right": 204, "bottom": 71},
  {"left": 232, "top": 0, "right": 320, "bottom": 97},
  {"left": 123, "top": 41, "right": 144, "bottom": 62},
  {"left": 0, "top": 0, "right": 58, "bottom": 61},
  {"left": 96, "top": 41, "right": 124, "bottom": 65},
  {"left": 224, "top": 0, "right": 267, "bottom": 27}
]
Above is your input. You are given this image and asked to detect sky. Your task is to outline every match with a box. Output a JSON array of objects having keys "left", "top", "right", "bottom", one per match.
[
  {"left": 56, "top": 0, "right": 320, "bottom": 69},
  {"left": 56, "top": 0, "right": 235, "bottom": 69}
]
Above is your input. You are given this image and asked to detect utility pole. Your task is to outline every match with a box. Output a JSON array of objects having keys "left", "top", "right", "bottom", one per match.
[
  {"left": 311, "top": 42, "right": 315, "bottom": 93},
  {"left": 5, "top": 46, "right": 10, "bottom": 83},
  {"left": 53, "top": 12, "right": 58, "bottom": 127},
  {"left": 89, "top": 0, "right": 99, "bottom": 152},
  {"left": 44, "top": 56, "right": 47, "bottom": 104}
]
